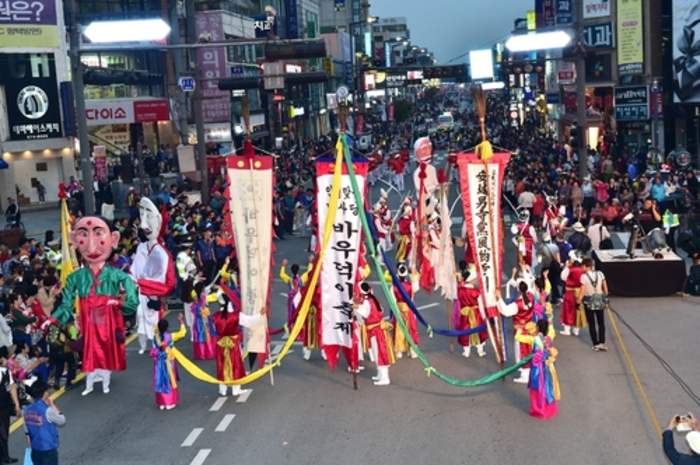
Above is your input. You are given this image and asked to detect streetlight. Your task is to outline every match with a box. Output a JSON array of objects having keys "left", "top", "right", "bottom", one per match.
[{"left": 504, "top": 30, "right": 571, "bottom": 52}]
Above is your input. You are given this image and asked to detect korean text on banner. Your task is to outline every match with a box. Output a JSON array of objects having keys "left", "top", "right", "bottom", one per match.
[
  {"left": 226, "top": 155, "right": 273, "bottom": 354},
  {"left": 316, "top": 158, "right": 368, "bottom": 348},
  {"left": 616, "top": 0, "right": 644, "bottom": 76},
  {"left": 0, "top": 0, "right": 59, "bottom": 48},
  {"left": 456, "top": 152, "right": 510, "bottom": 318}
]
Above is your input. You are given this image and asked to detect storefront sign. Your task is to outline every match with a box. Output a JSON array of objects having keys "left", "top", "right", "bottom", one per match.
[
  {"left": 555, "top": 0, "right": 573, "bottom": 25},
  {"left": 615, "top": 85, "right": 649, "bottom": 121},
  {"left": 557, "top": 61, "right": 576, "bottom": 84},
  {"left": 253, "top": 14, "right": 276, "bottom": 38},
  {"left": 3, "top": 54, "right": 62, "bottom": 141},
  {"left": 0, "top": 0, "right": 59, "bottom": 48},
  {"left": 84, "top": 98, "right": 169, "bottom": 126},
  {"left": 617, "top": 0, "right": 644, "bottom": 76},
  {"left": 583, "top": 22, "right": 614, "bottom": 48},
  {"left": 649, "top": 83, "right": 663, "bottom": 118},
  {"left": 585, "top": 53, "right": 612, "bottom": 82},
  {"left": 583, "top": 0, "right": 610, "bottom": 18},
  {"left": 195, "top": 12, "right": 230, "bottom": 123}
]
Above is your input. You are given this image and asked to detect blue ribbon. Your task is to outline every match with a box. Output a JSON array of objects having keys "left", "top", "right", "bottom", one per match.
[{"left": 375, "top": 230, "right": 487, "bottom": 338}]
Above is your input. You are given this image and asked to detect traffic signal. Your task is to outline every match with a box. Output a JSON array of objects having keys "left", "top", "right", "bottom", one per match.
[
  {"left": 422, "top": 65, "right": 466, "bottom": 80},
  {"left": 264, "top": 40, "right": 326, "bottom": 60}
]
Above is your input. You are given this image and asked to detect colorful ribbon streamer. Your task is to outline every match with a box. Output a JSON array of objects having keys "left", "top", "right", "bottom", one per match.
[
  {"left": 172, "top": 136, "right": 346, "bottom": 385},
  {"left": 341, "top": 133, "right": 531, "bottom": 387}
]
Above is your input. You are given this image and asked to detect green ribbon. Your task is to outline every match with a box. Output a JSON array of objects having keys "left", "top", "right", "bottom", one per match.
[{"left": 341, "top": 134, "right": 533, "bottom": 387}]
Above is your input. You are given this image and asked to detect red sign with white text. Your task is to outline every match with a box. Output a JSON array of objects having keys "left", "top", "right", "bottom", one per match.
[{"left": 134, "top": 100, "right": 170, "bottom": 123}]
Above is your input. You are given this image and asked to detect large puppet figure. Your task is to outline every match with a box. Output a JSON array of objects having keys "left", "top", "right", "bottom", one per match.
[
  {"left": 131, "top": 198, "right": 176, "bottom": 354},
  {"left": 54, "top": 216, "right": 139, "bottom": 396}
]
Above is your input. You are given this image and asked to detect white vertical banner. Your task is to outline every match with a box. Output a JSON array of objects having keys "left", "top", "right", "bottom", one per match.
[
  {"left": 457, "top": 152, "right": 510, "bottom": 318},
  {"left": 316, "top": 158, "right": 367, "bottom": 349},
  {"left": 226, "top": 151, "right": 273, "bottom": 353}
]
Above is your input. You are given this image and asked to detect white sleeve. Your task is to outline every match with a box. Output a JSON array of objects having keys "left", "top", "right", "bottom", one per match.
[
  {"left": 560, "top": 267, "right": 570, "bottom": 282},
  {"left": 239, "top": 313, "right": 264, "bottom": 328},
  {"left": 497, "top": 298, "right": 518, "bottom": 317},
  {"left": 354, "top": 300, "right": 370, "bottom": 319}
]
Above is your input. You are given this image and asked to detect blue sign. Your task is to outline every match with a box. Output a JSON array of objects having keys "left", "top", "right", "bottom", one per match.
[
  {"left": 178, "top": 76, "right": 195, "bottom": 92},
  {"left": 555, "top": 0, "right": 573, "bottom": 24},
  {"left": 253, "top": 14, "right": 276, "bottom": 39},
  {"left": 285, "top": 0, "right": 298, "bottom": 39}
]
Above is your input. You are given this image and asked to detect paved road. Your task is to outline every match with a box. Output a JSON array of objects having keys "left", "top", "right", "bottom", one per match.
[{"left": 11, "top": 181, "right": 697, "bottom": 465}]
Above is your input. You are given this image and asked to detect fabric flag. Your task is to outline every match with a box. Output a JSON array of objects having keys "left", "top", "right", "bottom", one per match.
[
  {"left": 58, "top": 184, "right": 76, "bottom": 287},
  {"left": 316, "top": 155, "right": 368, "bottom": 350},
  {"left": 225, "top": 143, "right": 273, "bottom": 354},
  {"left": 456, "top": 150, "right": 510, "bottom": 318},
  {"left": 435, "top": 185, "right": 457, "bottom": 301}
]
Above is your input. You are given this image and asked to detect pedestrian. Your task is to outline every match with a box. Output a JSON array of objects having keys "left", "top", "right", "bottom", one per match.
[
  {"left": 581, "top": 258, "right": 608, "bottom": 351},
  {"left": 568, "top": 222, "right": 592, "bottom": 255},
  {"left": 0, "top": 347, "right": 20, "bottom": 464},
  {"left": 35, "top": 182, "right": 46, "bottom": 204},
  {"left": 587, "top": 216, "right": 612, "bottom": 251},
  {"left": 664, "top": 414, "right": 700, "bottom": 464},
  {"left": 23, "top": 379, "right": 66, "bottom": 465}
]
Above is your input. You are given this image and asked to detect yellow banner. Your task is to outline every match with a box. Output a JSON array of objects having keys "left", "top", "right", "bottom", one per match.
[
  {"left": 616, "top": 0, "right": 643, "bottom": 71},
  {"left": 0, "top": 25, "right": 59, "bottom": 48},
  {"left": 172, "top": 136, "right": 346, "bottom": 385}
]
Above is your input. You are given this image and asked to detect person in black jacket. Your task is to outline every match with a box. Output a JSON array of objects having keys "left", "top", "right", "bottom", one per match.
[
  {"left": 568, "top": 222, "right": 592, "bottom": 255},
  {"left": 664, "top": 414, "right": 700, "bottom": 464}
]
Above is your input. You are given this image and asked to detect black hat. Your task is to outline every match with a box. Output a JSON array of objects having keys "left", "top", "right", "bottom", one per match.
[{"left": 360, "top": 282, "right": 371, "bottom": 295}]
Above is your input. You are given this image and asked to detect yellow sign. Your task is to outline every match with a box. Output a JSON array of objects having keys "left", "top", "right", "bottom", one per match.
[
  {"left": 0, "top": 25, "right": 59, "bottom": 48},
  {"left": 527, "top": 11, "right": 536, "bottom": 31},
  {"left": 616, "top": 0, "right": 643, "bottom": 75}
]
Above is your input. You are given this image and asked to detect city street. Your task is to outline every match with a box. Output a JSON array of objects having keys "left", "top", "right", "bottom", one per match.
[{"left": 11, "top": 204, "right": 698, "bottom": 465}]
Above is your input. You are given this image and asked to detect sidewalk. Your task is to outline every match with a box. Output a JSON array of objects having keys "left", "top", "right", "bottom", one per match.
[{"left": 21, "top": 207, "right": 61, "bottom": 240}]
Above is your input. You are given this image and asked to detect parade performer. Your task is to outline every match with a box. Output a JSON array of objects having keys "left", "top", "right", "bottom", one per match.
[
  {"left": 176, "top": 242, "right": 197, "bottom": 337},
  {"left": 389, "top": 153, "right": 406, "bottom": 192},
  {"left": 213, "top": 293, "right": 263, "bottom": 396},
  {"left": 454, "top": 263, "right": 487, "bottom": 358},
  {"left": 496, "top": 282, "right": 537, "bottom": 383},
  {"left": 279, "top": 258, "right": 312, "bottom": 349},
  {"left": 560, "top": 252, "right": 586, "bottom": 336},
  {"left": 511, "top": 210, "right": 537, "bottom": 269},
  {"left": 372, "top": 191, "right": 393, "bottom": 252},
  {"left": 396, "top": 202, "right": 414, "bottom": 263},
  {"left": 386, "top": 263, "right": 419, "bottom": 359},
  {"left": 543, "top": 198, "right": 567, "bottom": 238},
  {"left": 151, "top": 314, "right": 186, "bottom": 410},
  {"left": 131, "top": 198, "right": 176, "bottom": 355},
  {"left": 53, "top": 216, "right": 139, "bottom": 396},
  {"left": 353, "top": 282, "right": 394, "bottom": 386},
  {"left": 515, "top": 319, "right": 560, "bottom": 420},
  {"left": 189, "top": 279, "right": 218, "bottom": 359}
]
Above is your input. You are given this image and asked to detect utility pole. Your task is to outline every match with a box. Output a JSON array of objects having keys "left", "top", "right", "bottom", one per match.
[
  {"left": 68, "top": 0, "right": 96, "bottom": 214},
  {"left": 167, "top": 0, "right": 189, "bottom": 146},
  {"left": 575, "top": 0, "right": 588, "bottom": 178},
  {"left": 185, "top": 0, "right": 210, "bottom": 203}
]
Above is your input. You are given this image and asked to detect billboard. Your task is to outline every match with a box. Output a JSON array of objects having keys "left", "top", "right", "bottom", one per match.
[
  {"left": 615, "top": 85, "right": 649, "bottom": 121},
  {"left": 195, "top": 12, "right": 230, "bottom": 123},
  {"left": 469, "top": 49, "right": 494, "bottom": 80},
  {"left": 673, "top": 0, "right": 700, "bottom": 102},
  {"left": 0, "top": 0, "right": 59, "bottom": 48},
  {"left": 1, "top": 53, "right": 62, "bottom": 140},
  {"left": 583, "top": 0, "right": 611, "bottom": 18},
  {"left": 616, "top": 0, "right": 644, "bottom": 76}
]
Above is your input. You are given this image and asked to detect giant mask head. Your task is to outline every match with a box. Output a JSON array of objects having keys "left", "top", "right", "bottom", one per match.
[
  {"left": 139, "top": 197, "right": 162, "bottom": 245},
  {"left": 414, "top": 137, "right": 433, "bottom": 163},
  {"left": 71, "top": 216, "right": 120, "bottom": 271}
]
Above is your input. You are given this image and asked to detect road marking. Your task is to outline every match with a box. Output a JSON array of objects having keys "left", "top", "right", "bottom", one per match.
[
  {"left": 209, "top": 397, "right": 227, "bottom": 412},
  {"left": 189, "top": 449, "right": 211, "bottom": 465},
  {"left": 417, "top": 303, "right": 440, "bottom": 310},
  {"left": 215, "top": 414, "right": 236, "bottom": 432},
  {"left": 181, "top": 428, "right": 203, "bottom": 447},
  {"left": 236, "top": 389, "right": 252, "bottom": 403},
  {"left": 608, "top": 308, "right": 663, "bottom": 437},
  {"left": 271, "top": 344, "right": 283, "bottom": 356},
  {"left": 279, "top": 292, "right": 287, "bottom": 298}
]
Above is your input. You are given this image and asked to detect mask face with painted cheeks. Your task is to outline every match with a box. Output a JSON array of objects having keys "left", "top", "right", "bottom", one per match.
[
  {"left": 71, "top": 216, "right": 120, "bottom": 270},
  {"left": 138, "top": 197, "right": 162, "bottom": 244}
]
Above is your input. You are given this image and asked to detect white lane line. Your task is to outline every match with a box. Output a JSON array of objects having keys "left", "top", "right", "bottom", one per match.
[
  {"left": 417, "top": 303, "right": 440, "bottom": 310},
  {"left": 209, "top": 397, "right": 227, "bottom": 412},
  {"left": 271, "top": 344, "right": 283, "bottom": 356},
  {"left": 189, "top": 449, "right": 211, "bottom": 465},
  {"left": 279, "top": 292, "right": 287, "bottom": 298},
  {"left": 181, "top": 428, "right": 203, "bottom": 447},
  {"left": 215, "top": 414, "right": 236, "bottom": 432},
  {"left": 236, "top": 389, "right": 252, "bottom": 403}
]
